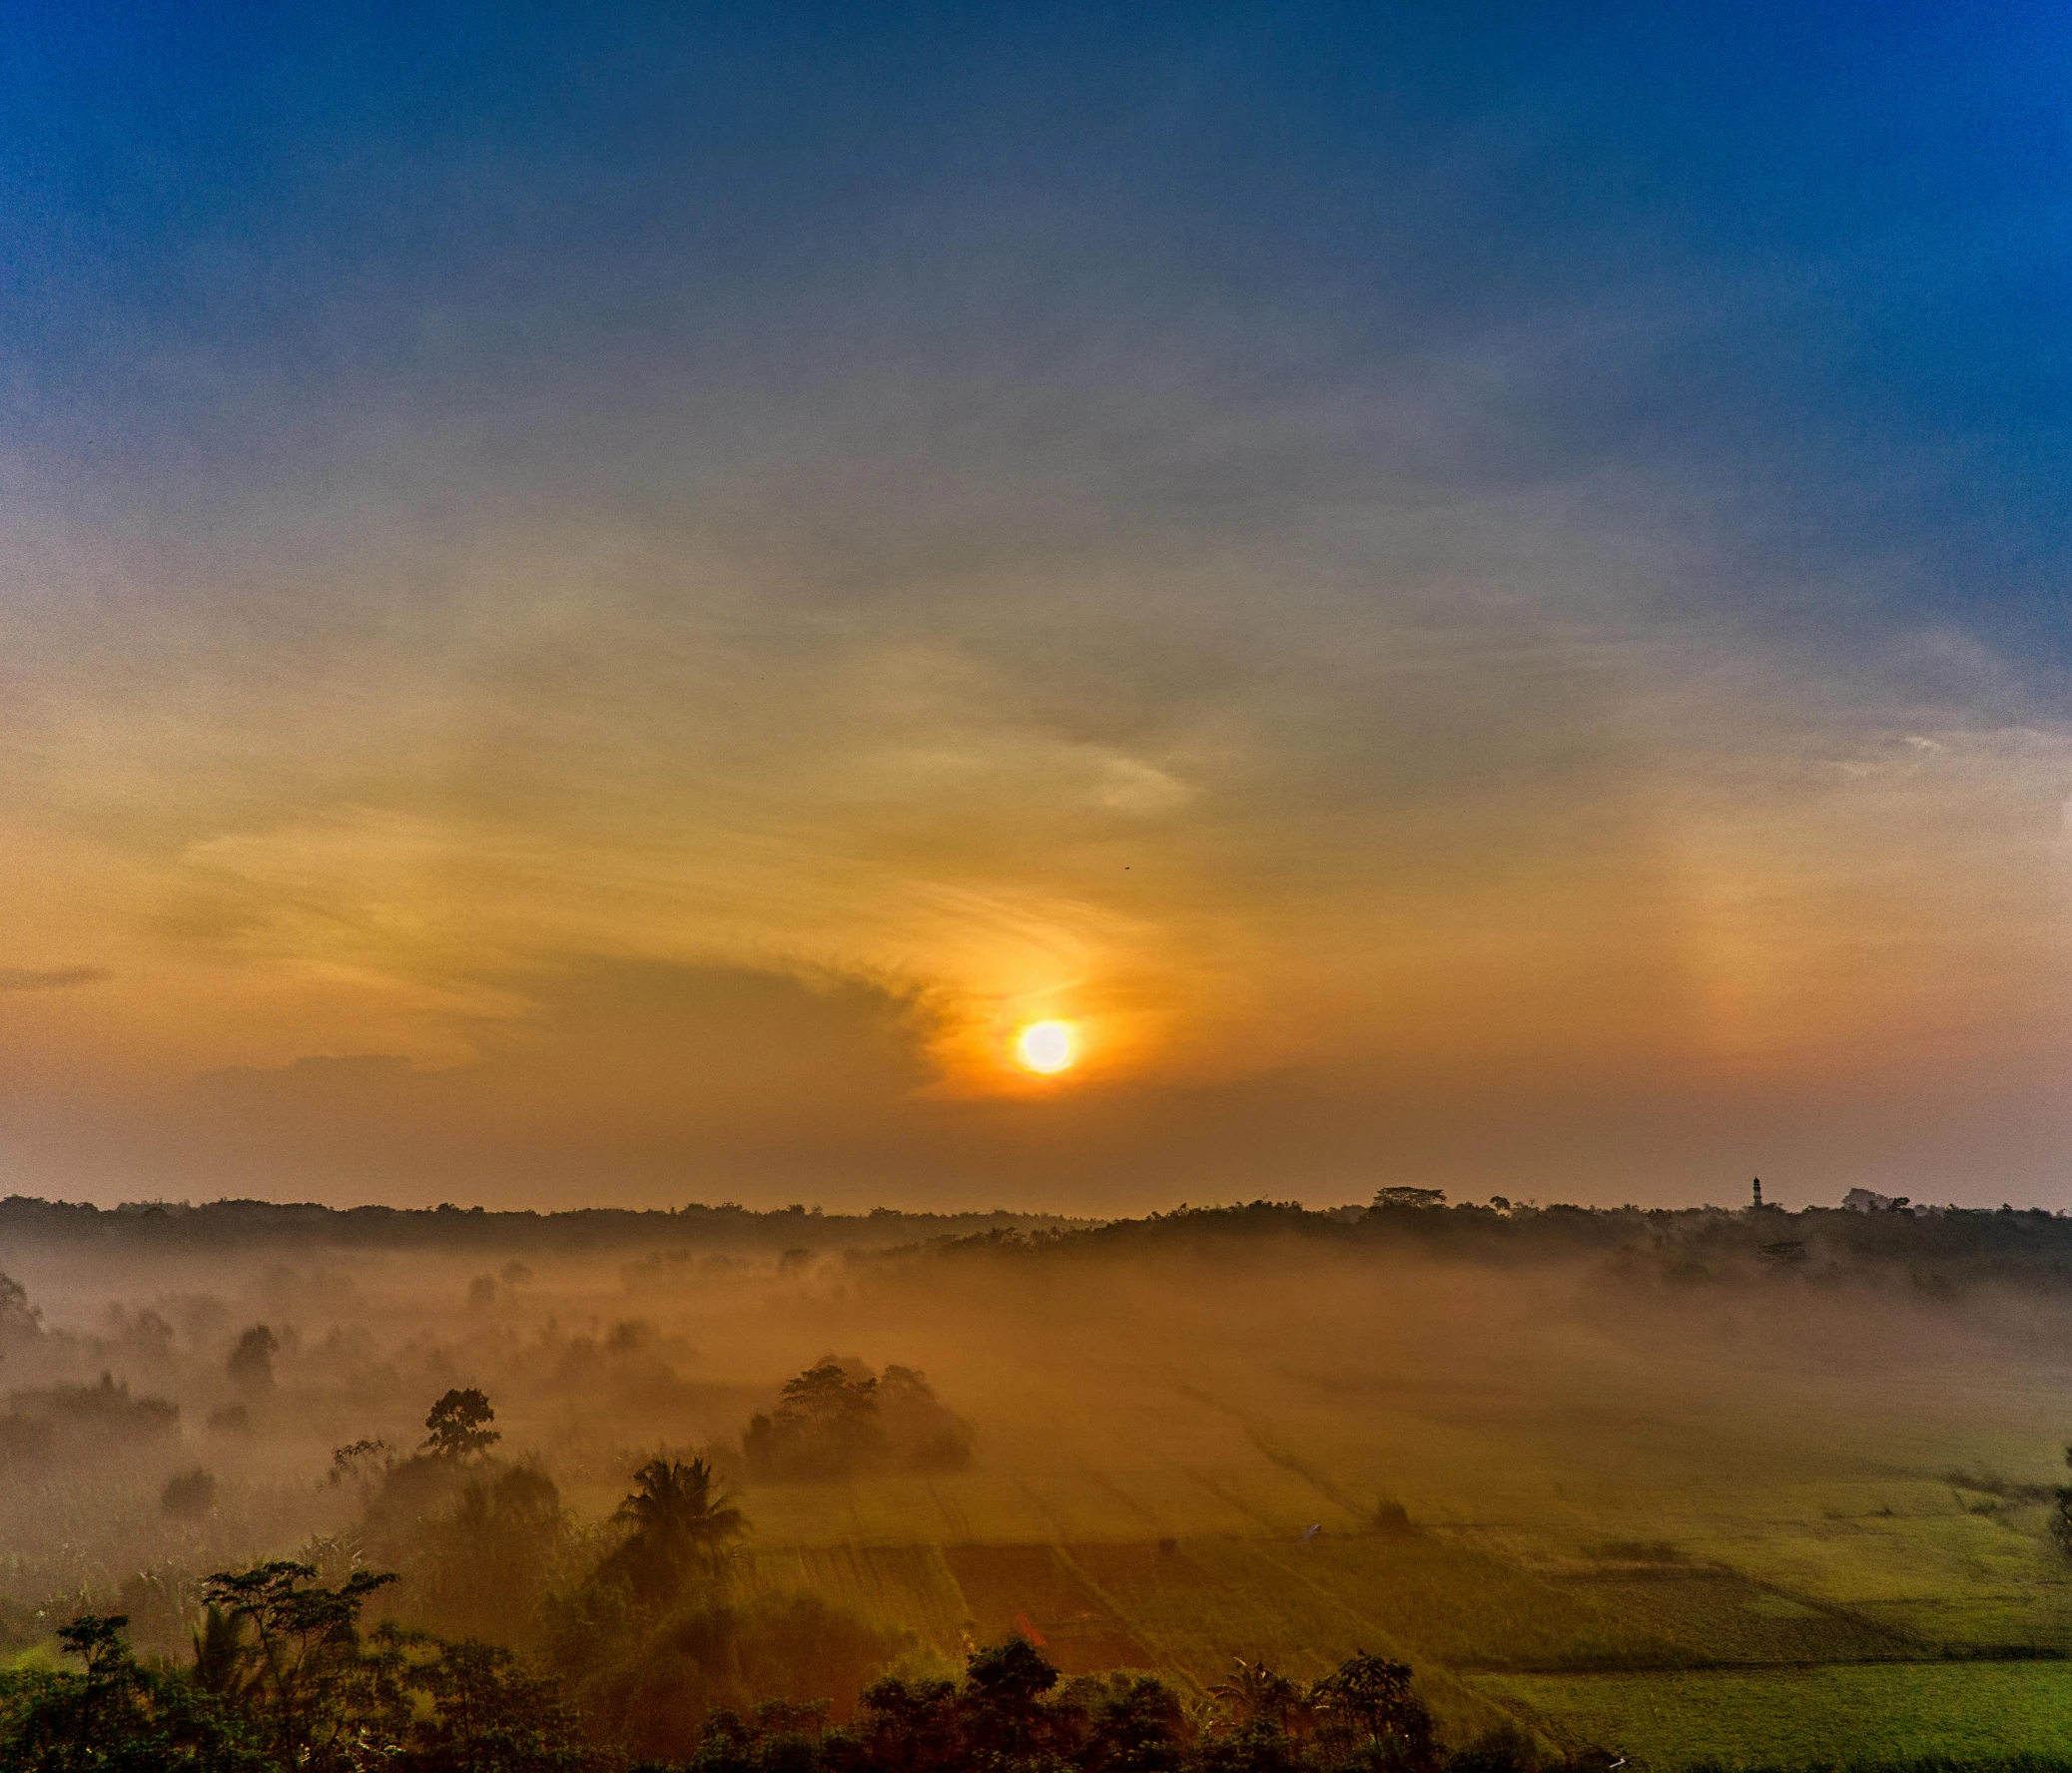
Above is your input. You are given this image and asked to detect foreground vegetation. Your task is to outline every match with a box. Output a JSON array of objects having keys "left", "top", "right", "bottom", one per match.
[
  {"left": 5, "top": 1587, "right": 1476, "bottom": 1773},
  {"left": 14, "top": 1577, "right": 2072, "bottom": 1773}
]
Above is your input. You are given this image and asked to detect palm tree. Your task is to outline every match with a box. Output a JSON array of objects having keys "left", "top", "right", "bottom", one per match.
[
  {"left": 612, "top": 1457, "right": 745, "bottom": 1603},
  {"left": 1209, "top": 1657, "right": 1305, "bottom": 1734}
]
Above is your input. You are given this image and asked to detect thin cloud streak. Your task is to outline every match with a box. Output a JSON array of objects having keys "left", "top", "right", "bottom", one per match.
[{"left": 0, "top": 966, "right": 111, "bottom": 991}]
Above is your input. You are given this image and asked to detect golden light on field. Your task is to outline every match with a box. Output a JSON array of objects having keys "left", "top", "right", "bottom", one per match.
[{"left": 1015, "top": 1019, "right": 1077, "bottom": 1075}]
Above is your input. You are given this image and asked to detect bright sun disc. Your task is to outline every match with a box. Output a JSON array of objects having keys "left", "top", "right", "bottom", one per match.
[{"left": 1016, "top": 1020, "right": 1076, "bottom": 1074}]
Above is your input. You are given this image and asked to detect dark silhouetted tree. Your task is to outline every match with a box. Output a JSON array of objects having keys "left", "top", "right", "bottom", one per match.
[
  {"left": 398, "top": 1634, "right": 585, "bottom": 1772},
  {"left": 160, "top": 1468, "right": 217, "bottom": 1519},
  {"left": 0, "top": 1271, "right": 41, "bottom": 1349},
  {"left": 744, "top": 1360, "right": 886, "bottom": 1479},
  {"left": 199, "top": 1559, "right": 401, "bottom": 1767},
  {"left": 1308, "top": 1652, "right": 1434, "bottom": 1772},
  {"left": 423, "top": 1387, "right": 500, "bottom": 1460},
  {"left": 0, "top": 1612, "right": 261, "bottom": 1772},
  {"left": 1210, "top": 1659, "right": 1306, "bottom": 1735},
  {"left": 413, "top": 1463, "right": 569, "bottom": 1643},
  {"left": 2052, "top": 1443, "right": 2072, "bottom": 1560},
  {"left": 227, "top": 1326, "right": 278, "bottom": 1393},
  {"left": 850, "top": 1673, "right": 964, "bottom": 1773},
  {"left": 601, "top": 1456, "right": 744, "bottom": 1605},
  {"left": 961, "top": 1635, "right": 1059, "bottom": 1762},
  {"left": 877, "top": 1365, "right": 976, "bottom": 1471}
]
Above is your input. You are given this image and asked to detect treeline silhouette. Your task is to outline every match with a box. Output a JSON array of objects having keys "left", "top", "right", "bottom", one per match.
[
  {"left": 0, "top": 1195, "right": 1076, "bottom": 1255},
  {"left": 906, "top": 1193, "right": 2072, "bottom": 1296},
  {"left": 16, "top": 1562, "right": 2072, "bottom": 1773},
  {"left": 7, "top": 1190, "right": 2072, "bottom": 1294},
  {"left": 3, "top": 1591, "right": 1530, "bottom": 1773}
]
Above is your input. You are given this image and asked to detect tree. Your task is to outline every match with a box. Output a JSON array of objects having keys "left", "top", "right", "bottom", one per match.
[
  {"left": 960, "top": 1635, "right": 1060, "bottom": 1762},
  {"left": 423, "top": 1387, "right": 500, "bottom": 1460},
  {"left": 192, "top": 1604, "right": 243, "bottom": 1699},
  {"left": 394, "top": 1633, "right": 585, "bottom": 1773},
  {"left": 227, "top": 1326, "right": 278, "bottom": 1393},
  {"left": 198, "top": 1559, "right": 402, "bottom": 1768},
  {"left": 604, "top": 1456, "right": 745, "bottom": 1604},
  {"left": 0, "top": 1612, "right": 263, "bottom": 1772},
  {"left": 1308, "top": 1652, "right": 1434, "bottom": 1771},
  {"left": 1209, "top": 1659, "right": 1305, "bottom": 1735},
  {"left": 2052, "top": 1443, "right": 2072, "bottom": 1560},
  {"left": 1078, "top": 1672, "right": 1191, "bottom": 1773},
  {"left": 744, "top": 1360, "right": 886, "bottom": 1479},
  {"left": 851, "top": 1674, "right": 964, "bottom": 1773},
  {"left": 160, "top": 1468, "right": 217, "bottom": 1520},
  {"left": 412, "top": 1464, "right": 569, "bottom": 1643},
  {"left": 876, "top": 1366, "right": 977, "bottom": 1472},
  {"left": 0, "top": 1271, "right": 41, "bottom": 1346}
]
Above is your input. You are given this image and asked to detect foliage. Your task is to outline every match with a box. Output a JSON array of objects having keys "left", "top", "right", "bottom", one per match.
[
  {"left": 161, "top": 1466, "right": 218, "bottom": 1519},
  {"left": 660, "top": 1642, "right": 1441, "bottom": 1773},
  {"left": 1309, "top": 1652, "right": 1436, "bottom": 1770},
  {"left": 423, "top": 1385, "right": 501, "bottom": 1459},
  {"left": 574, "top": 1591, "right": 907, "bottom": 1763},
  {"left": 746, "top": 1361, "right": 887, "bottom": 1480},
  {"left": 2049, "top": 1444, "right": 2072, "bottom": 1561},
  {"left": 0, "top": 1270, "right": 41, "bottom": 1342},
  {"left": 0, "top": 1611, "right": 265, "bottom": 1771},
  {"left": 387, "top": 1631, "right": 588, "bottom": 1772},
  {"left": 600, "top": 1456, "right": 747, "bottom": 1606},
  {"left": 744, "top": 1360, "right": 974, "bottom": 1480},
  {"left": 199, "top": 1559, "right": 404, "bottom": 1767},
  {"left": 876, "top": 1365, "right": 977, "bottom": 1471},
  {"left": 7, "top": 1371, "right": 179, "bottom": 1442},
  {"left": 377, "top": 1460, "right": 571, "bottom": 1644},
  {"left": 228, "top": 1324, "right": 280, "bottom": 1392},
  {"left": 35, "top": 1602, "right": 2072, "bottom": 1773},
  {"left": 3, "top": 1601, "right": 590, "bottom": 1773}
]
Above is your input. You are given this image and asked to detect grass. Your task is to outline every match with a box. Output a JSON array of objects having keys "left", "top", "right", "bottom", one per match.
[
  {"left": 1544, "top": 1570, "right": 1917, "bottom": 1665},
  {"left": 696, "top": 1333, "right": 2072, "bottom": 1765},
  {"left": 744, "top": 1543, "right": 969, "bottom": 1656},
  {"left": 1472, "top": 1662, "right": 2072, "bottom": 1767},
  {"left": 717, "top": 1513, "right": 2072, "bottom": 1765}
]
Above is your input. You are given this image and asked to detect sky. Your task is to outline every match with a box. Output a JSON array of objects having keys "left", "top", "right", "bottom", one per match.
[{"left": 1, "top": 4, "right": 2069, "bottom": 1213}]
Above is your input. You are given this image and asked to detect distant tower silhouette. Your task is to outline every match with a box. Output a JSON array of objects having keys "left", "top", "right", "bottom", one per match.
[{"left": 1751, "top": 1177, "right": 1763, "bottom": 1209}]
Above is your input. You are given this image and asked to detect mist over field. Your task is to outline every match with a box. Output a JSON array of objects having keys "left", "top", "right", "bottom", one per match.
[
  {"left": 6, "top": 9, "right": 2072, "bottom": 1766},
  {"left": 7, "top": 1193, "right": 2072, "bottom": 1766}
]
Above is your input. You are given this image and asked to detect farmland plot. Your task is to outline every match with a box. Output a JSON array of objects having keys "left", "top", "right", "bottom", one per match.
[{"left": 1474, "top": 1662, "right": 2072, "bottom": 1766}]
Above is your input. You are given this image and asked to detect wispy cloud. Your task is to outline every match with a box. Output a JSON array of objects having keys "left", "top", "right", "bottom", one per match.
[{"left": 0, "top": 965, "right": 111, "bottom": 991}]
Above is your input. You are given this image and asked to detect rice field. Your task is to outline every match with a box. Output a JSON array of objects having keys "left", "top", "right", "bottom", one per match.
[
  {"left": 722, "top": 1347, "right": 2072, "bottom": 1768},
  {"left": 1472, "top": 1663, "right": 2072, "bottom": 1765}
]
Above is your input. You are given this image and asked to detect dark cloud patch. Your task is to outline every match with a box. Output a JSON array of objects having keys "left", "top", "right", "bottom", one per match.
[
  {"left": 185, "top": 959, "right": 943, "bottom": 1191},
  {"left": 0, "top": 966, "right": 111, "bottom": 991}
]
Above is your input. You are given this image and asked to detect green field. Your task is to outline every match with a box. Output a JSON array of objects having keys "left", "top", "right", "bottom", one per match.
[
  {"left": 703, "top": 1298, "right": 2072, "bottom": 1768},
  {"left": 1473, "top": 1663, "right": 2072, "bottom": 1765},
  {"left": 406, "top": 1244, "right": 2072, "bottom": 1763},
  {"left": 732, "top": 1526, "right": 2072, "bottom": 1764}
]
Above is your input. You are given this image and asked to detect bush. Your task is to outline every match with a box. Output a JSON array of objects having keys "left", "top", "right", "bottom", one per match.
[
  {"left": 161, "top": 1468, "right": 218, "bottom": 1520},
  {"left": 743, "top": 1361, "right": 973, "bottom": 1481}
]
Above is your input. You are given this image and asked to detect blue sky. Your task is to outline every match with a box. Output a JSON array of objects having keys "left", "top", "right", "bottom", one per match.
[{"left": 1, "top": 5, "right": 2068, "bottom": 1209}]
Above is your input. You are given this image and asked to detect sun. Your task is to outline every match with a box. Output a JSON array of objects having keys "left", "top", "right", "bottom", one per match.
[{"left": 1015, "top": 1019, "right": 1077, "bottom": 1075}]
